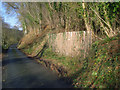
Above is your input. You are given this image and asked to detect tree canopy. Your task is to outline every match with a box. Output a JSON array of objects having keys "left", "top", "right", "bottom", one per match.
[{"left": 4, "top": 2, "right": 120, "bottom": 38}]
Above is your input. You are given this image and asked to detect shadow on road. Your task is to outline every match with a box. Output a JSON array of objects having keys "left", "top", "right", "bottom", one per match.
[{"left": 2, "top": 45, "right": 73, "bottom": 88}]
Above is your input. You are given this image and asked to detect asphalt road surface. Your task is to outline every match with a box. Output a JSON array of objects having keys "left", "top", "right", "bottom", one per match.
[{"left": 2, "top": 45, "right": 72, "bottom": 88}]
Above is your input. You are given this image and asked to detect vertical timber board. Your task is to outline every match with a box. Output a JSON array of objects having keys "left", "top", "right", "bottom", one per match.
[{"left": 48, "top": 31, "right": 92, "bottom": 57}]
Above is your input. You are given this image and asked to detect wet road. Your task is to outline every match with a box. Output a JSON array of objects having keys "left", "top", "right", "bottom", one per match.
[{"left": 2, "top": 45, "right": 72, "bottom": 88}]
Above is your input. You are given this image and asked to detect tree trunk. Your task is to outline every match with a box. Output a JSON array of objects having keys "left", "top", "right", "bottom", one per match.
[
  {"left": 82, "top": 2, "right": 94, "bottom": 39},
  {"left": 103, "top": 6, "right": 115, "bottom": 37}
]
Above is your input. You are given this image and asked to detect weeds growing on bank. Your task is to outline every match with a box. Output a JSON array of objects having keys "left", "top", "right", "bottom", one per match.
[{"left": 20, "top": 34, "right": 120, "bottom": 88}]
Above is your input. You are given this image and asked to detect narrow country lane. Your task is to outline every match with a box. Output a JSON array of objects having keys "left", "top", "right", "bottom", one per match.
[{"left": 2, "top": 45, "right": 72, "bottom": 88}]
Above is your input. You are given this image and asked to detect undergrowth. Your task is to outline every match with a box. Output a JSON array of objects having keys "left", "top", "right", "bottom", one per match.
[
  {"left": 20, "top": 34, "right": 120, "bottom": 88},
  {"left": 72, "top": 34, "right": 120, "bottom": 88},
  {"left": 40, "top": 35, "right": 120, "bottom": 88}
]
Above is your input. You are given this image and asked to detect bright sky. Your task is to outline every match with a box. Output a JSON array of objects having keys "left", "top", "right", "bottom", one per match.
[{"left": 0, "top": 2, "right": 23, "bottom": 30}]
